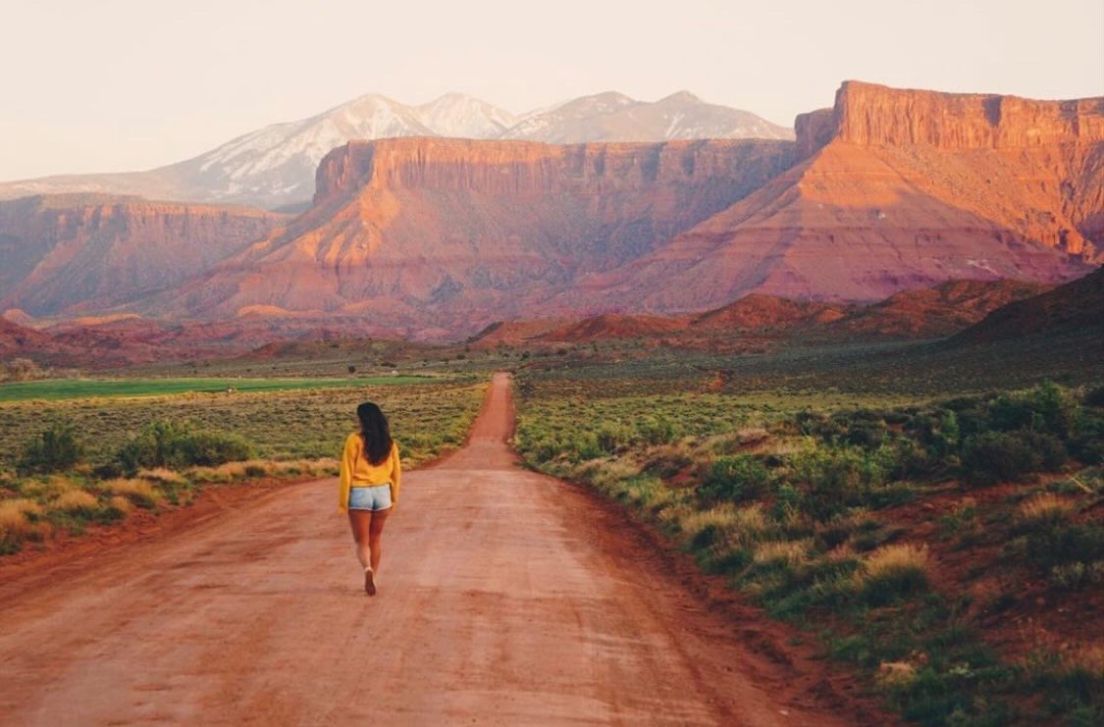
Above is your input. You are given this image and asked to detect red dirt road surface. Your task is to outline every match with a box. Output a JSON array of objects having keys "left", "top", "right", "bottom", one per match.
[{"left": 0, "top": 373, "right": 876, "bottom": 725}]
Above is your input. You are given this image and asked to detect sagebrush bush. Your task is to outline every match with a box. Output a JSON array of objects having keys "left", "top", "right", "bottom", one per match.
[
  {"left": 1023, "top": 522, "right": 1104, "bottom": 569},
  {"left": 636, "top": 416, "right": 680, "bottom": 445},
  {"left": 18, "top": 423, "right": 83, "bottom": 475},
  {"left": 961, "top": 431, "right": 1044, "bottom": 485},
  {"left": 1084, "top": 385, "right": 1104, "bottom": 409},
  {"left": 700, "top": 454, "right": 772, "bottom": 504},
  {"left": 792, "top": 446, "right": 886, "bottom": 519},
  {"left": 116, "top": 421, "right": 254, "bottom": 473}
]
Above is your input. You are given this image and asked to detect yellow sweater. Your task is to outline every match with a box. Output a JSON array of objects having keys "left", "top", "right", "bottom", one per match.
[{"left": 338, "top": 434, "right": 402, "bottom": 512}]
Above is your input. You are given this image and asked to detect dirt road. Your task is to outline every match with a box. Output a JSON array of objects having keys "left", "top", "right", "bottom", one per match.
[{"left": 0, "top": 373, "right": 870, "bottom": 726}]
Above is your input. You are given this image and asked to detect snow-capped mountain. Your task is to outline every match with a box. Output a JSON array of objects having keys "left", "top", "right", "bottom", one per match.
[
  {"left": 0, "top": 91, "right": 794, "bottom": 209},
  {"left": 415, "top": 93, "right": 519, "bottom": 138},
  {"left": 505, "top": 91, "right": 792, "bottom": 144}
]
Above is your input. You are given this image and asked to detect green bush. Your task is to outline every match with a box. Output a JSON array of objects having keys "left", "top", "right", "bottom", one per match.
[
  {"left": 1084, "top": 385, "right": 1104, "bottom": 408},
  {"left": 961, "top": 431, "right": 1048, "bottom": 485},
  {"left": 116, "top": 421, "right": 253, "bottom": 473},
  {"left": 792, "top": 446, "right": 886, "bottom": 519},
  {"left": 699, "top": 455, "right": 772, "bottom": 504},
  {"left": 636, "top": 416, "right": 680, "bottom": 445},
  {"left": 18, "top": 423, "right": 83, "bottom": 474},
  {"left": 595, "top": 422, "right": 635, "bottom": 454},
  {"left": 1024, "top": 523, "right": 1104, "bottom": 569}
]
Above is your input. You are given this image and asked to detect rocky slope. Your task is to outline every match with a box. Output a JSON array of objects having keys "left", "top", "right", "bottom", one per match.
[
  {"left": 0, "top": 92, "right": 787, "bottom": 209},
  {"left": 467, "top": 278, "right": 1070, "bottom": 349},
  {"left": 573, "top": 81, "right": 1101, "bottom": 311},
  {"left": 953, "top": 266, "right": 1103, "bottom": 343},
  {"left": 0, "top": 195, "right": 285, "bottom": 316},
  {"left": 830, "top": 279, "right": 1051, "bottom": 339},
  {"left": 142, "top": 137, "right": 795, "bottom": 336}
]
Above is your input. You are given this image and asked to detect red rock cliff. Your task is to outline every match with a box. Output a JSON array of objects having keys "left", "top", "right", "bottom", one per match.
[
  {"left": 797, "top": 80, "right": 1104, "bottom": 155},
  {"left": 313, "top": 137, "right": 795, "bottom": 205},
  {"left": 0, "top": 194, "right": 285, "bottom": 315}
]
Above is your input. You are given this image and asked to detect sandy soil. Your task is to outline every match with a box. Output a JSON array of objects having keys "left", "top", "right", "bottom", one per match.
[{"left": 0, "top": 373, "right": 885, "bottom": 726}]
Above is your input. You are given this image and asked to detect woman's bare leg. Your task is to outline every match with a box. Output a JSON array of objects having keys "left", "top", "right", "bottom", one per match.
[
  {"left": 347, "top": 510, "right": 372, "bottom": 570},
  {"left": 368, "top": 508, "right": 390, "bottom": 574}
]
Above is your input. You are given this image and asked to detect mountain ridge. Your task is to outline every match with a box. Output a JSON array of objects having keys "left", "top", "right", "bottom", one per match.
[{"left": 0, "top": 91, "right": 790, "bottom": 209}]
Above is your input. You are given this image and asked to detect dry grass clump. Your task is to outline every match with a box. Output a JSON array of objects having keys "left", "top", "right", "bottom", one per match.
[
  {"left": 1017, "top": 493, "right": 1075, "bottom": 525},
  {"left": 857, "top": 543, "right": 931, "bottom": 604},
  {"left": 103, "top": 478, "right": 162, "bottom": 508},
  {"left": 108, "top": 495, "right": 134, "bottom": 514},
  {"left": 0, "top": 498, "right": 49, "bottom": 548},
  {"left": 682, "top": 504, "right": 740, "bottom": 539},
  {"left": 0, "top": 498, "right": 43, "bottom": 535},
  {"left": 52, "top": 489, "right": 99, "bottom": 513},
  {"left": 21, "top": 474, "right": 83, "bottom": 500},
  {"left": 876, "top": 660, "right": 918, "bottom": 689},
  {"left": 1064, "top": 645, "right": 1104, "bottom": 678},
  {"left": 733, "top": 503, "right": 769, "bottom": 535},
  {"left": 753, "top": 538, "right": 812, "bottom": 567},
  {"left": 863, "top": 543, "right": 930, "bottom": 580},
  {"left": 138, "top": 467, "right": 187, "bottom": 485}
]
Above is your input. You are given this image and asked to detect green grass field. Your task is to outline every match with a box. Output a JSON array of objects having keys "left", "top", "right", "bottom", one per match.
[{"left": 0, "top": 375, "right": 436, "bottom": 401}]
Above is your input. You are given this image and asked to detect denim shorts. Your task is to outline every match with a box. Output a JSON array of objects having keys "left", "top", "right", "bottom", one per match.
[{"left": 348, "top": 484, "right": 392, "bottom": 511}]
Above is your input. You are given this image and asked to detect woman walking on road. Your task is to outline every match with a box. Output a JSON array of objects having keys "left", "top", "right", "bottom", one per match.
[{"left": 339, "top": 402, "right": 402, "bottom": 595}]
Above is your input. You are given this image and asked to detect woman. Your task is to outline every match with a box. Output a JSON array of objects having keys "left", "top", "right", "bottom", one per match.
[{"left": 338, "top": 401, "right": 402, "bottom": 595}]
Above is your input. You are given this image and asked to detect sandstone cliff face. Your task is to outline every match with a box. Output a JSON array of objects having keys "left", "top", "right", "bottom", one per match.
[
  {"left": 825, "top": 81, "right": 1104, "bottom": 150},
  {"left": 578, "top": 82, "right": 1101, "bottom": 312},
  {"left": 0, "top": 195, "right": 285, "bottom": 316},
  {"left": 152, "top": 137, "right": 795, "bottom": 331},
  {"left": 312, "top": 137, "right": 793, "bottom": 204}
]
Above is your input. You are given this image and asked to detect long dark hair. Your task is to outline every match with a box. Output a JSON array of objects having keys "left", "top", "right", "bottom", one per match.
[{"left": 356, "top": 402, "right": 393, "bottom": 465}]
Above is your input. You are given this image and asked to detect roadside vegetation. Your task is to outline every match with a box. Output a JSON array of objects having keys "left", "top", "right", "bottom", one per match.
[
  {"left": 515, "top": 364, "right": 1104, "bottom": 726},
  {"left": 0, "top": 377, "right": 486, "bottom": 557}
]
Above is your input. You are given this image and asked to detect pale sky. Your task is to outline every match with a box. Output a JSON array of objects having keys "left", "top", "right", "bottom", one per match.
[{"left": 2, "top": 0, "right": 1102, "bottom": 180}]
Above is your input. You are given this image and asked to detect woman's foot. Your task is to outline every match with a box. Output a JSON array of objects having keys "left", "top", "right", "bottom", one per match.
[{"left": 364, "top": 567, "right": 376, "bottom": 596}]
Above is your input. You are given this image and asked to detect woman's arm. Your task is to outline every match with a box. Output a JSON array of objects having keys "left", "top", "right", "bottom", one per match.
[
  {"left": 390, "top": 442, "right": 402, "bottom": 507},
  {"left": 338, "top": 434, "right": 357, "bottom": 512}
]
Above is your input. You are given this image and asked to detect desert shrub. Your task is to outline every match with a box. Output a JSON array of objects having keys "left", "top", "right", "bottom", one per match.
[
  {"left": 845, "top": 419, "right": 888, "bottom": 449},
  {"left": 1049, "top": 561, "right": 1104, "bottom": 590},
  {"left": 595, "top": 422, "right": 635, "bottom": 453},
  {"left": 699, "top": 454, "right": 772, "bottom": 504},
  {"left": 987, "top": 394, "right": 1040, "bottom": 432},
  {"left": 640, "top": 447, "right": 692, "bottom": 478},
  {"left": 636, "top": 416, "right": 680, "bottom": 445},
  {"left": 1069, "top": 413, "right": 1104, "bottom": 465},
  {"left": 18, "top": 423, "right": 83, "bottom": 475},
  {"left": 960, "top": 431, "right": 1061, "bottom": 485},
  {"left": 116, "top": 421, "right": 253, "bottom": 473},
  {"left": 1023, "top": 522, "right": 1104, "bottom": 569},
  {"left": 792, "top": 446, "right": 886, "bottom": 519},
  {"left": 1026, "top": 381, "right": 1081, "bottom": 439},
  {"left": 857, "top": 543, "right": 930, "bottom": 605},
  {"left": 1084, "top": 385, "right": 1104, "bottom": 409}
]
